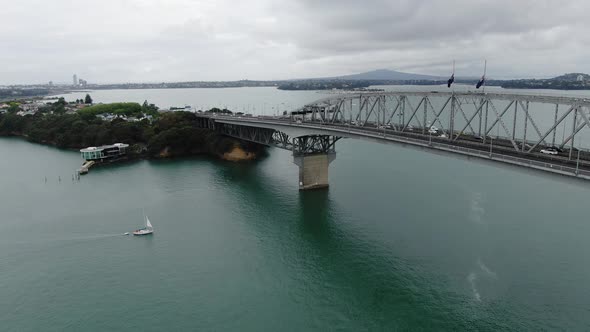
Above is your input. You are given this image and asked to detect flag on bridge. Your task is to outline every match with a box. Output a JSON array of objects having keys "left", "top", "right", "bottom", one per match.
[
  {"left": 475, "top": 75, "right": 485, "bottom": 89},
  {"left": 447, "top": 74, "right": 455, "bottom": 88},
  {"left": 448, "top": 60, "right": 455, "bottom": 88},
  {"left": 476, "top": 59, "right": 487, "bottom": 89}
]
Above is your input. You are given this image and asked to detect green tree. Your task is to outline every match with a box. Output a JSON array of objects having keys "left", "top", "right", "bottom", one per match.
[
  {"left": 53, "top": 97, "right": 67, "bottom": 114},
  {"left": 7, "top": 102, "right": 20, "bottom": 113},
  {"left": 84, "top": 94, "right": 93, "bottom": 104},
  {"left": 141, "top": 100, "right": 159, "bottom": 115}
]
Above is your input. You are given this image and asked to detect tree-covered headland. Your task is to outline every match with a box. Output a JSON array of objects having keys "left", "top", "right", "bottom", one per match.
[{"left": 0, "top": 99, "right": 263, "bottom": 160}]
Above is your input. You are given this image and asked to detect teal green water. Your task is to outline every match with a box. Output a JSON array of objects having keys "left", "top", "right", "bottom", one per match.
[{"left": 2, "top": 136, "right": 590, "bottom": 331}]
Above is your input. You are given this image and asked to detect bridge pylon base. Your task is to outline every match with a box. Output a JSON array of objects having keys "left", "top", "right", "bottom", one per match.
[{"left": 293, "top": 153, "right": 336, "bottom": 190}]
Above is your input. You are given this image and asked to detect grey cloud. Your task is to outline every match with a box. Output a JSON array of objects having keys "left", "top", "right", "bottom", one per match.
[{"left": 1, "top": 0, "right": 589, "bottom": 83}]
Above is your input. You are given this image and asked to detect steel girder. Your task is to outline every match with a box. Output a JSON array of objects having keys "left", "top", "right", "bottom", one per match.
[
  {"left": 296, "top": 92, "right": 590, "bottom": 156},
  {"left": 214, "top": 122, "right": 341, "bottom": 156},
  {"left": 292, "top": 135, "right": 340, "bottom": 156}
]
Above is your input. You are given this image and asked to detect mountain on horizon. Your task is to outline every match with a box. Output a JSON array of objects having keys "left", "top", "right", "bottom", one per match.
[
  {"left": 331, "top": 69, "right": 442, "bottom": 81},
  {"left": 551, "top": 73, "right": 590, "bottom": 81}
]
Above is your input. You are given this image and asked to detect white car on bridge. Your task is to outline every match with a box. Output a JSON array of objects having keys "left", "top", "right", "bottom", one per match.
[{"left": 540, "top": 148, "right": 559, "bottom": 155}]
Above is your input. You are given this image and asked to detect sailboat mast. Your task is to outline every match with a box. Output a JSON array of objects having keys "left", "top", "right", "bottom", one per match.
[
  {"left": 482, "top": 59, "right": 487, "bottom": 93},
  {"left": 142, "top": 208, "right": 148, "bottom": 228}
]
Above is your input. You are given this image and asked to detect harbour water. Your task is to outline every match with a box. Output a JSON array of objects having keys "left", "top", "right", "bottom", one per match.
[{"left": 2, "top": 86, "right": 590, "bottom": 330}]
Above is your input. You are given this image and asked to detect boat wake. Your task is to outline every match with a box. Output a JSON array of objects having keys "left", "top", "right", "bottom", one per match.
[
  {"left": 467, "top": 272, "right": 481, "bottom": 302},
  {"left": 469, "top": 192, "right": 486, "bottom": 225},
  {"left": 467, "top": 258, "right": 498, "bottom": 302},
  {"left": 86, "top": 234, "right": 126, "bottom": 240},
  {"left": 477, "top": 258, "right": 497, "bottom": 279},
  {"left": 45, "top": 233, "right": 129, "bottom": 242}
]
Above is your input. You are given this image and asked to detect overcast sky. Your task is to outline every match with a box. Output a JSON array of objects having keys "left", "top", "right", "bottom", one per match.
[{"left": 2, "top": 0, "right": 589, "bottom": 84}]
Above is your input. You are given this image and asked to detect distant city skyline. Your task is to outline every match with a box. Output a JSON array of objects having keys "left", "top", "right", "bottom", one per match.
[
  {"left": 2, "top": 0, "right": 590, "bottom": 85},
  {"left": 0, "top": 68, "right": 565, "bottom": 87}
]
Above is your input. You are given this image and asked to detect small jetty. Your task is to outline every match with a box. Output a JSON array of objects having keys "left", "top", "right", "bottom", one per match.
[{"left": 77, "top": 160, "right": 94, "bottom": 175}]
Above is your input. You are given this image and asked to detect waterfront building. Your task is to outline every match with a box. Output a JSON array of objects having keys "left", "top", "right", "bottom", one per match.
[
  {"left": 73, "top": 74, "right": 78, "bottom": 86},
  {"left": 80, "top": 143, "right": 129, "bottom": 161}
]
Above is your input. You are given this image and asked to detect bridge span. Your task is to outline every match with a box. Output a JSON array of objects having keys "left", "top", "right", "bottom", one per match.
[{"left": 196, "top": 91, "right": 590, "bottom": 189}]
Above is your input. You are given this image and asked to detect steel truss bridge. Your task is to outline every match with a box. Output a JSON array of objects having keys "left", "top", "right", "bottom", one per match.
[{"left": 196, "top": 91, "right": 590, "bottom": 189}]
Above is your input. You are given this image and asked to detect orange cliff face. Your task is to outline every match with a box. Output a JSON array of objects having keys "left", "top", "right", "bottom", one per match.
[
  {"left": 221, "top": 145, "right": 257, "bottom": 162},
  {"left": 154, "top": 142, "right": 260, "bottom": 161},
  {"left": 158, "top": 146, "right": 171, "bottom": 158}
]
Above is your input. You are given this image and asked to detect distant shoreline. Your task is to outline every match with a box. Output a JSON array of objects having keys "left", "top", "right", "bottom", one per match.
[{"left": 4, "top": 78, "right": 590, "bottom": 103}]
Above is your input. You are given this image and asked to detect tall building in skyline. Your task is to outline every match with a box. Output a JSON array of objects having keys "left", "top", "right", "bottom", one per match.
[{"left": 73, "top": 74, "right": 78, "bottom": 86}]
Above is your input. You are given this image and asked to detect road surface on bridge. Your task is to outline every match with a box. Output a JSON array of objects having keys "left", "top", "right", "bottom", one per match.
[{"left": 200, "top": 113, "right": 590, "bottom": 181}]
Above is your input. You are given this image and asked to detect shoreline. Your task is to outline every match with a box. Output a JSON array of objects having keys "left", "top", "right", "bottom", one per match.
[
  {"left": 0, "top": 108, "right": 266, "bottom": 168},
  {"left": 0, "top": 133, "right": 264, "bottom": 167}
]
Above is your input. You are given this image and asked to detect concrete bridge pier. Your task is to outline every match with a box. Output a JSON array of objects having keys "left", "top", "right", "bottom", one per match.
[
  {"left": 293, "top": 153, "right": 336, "bottom": 190},
  {"left": 291, "top": 135, "right": 340, "bottom": 190}
]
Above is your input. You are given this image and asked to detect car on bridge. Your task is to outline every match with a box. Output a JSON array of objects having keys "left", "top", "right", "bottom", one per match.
[{"left": 540, "top": 148, "right": 559, "bottom": 155}]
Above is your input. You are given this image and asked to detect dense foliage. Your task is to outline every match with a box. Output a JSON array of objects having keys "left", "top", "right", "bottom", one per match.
[
  {"left": 75, "top": 100, "right": 160, "bottom": 118},
  {"left": 79, "top": 102, "right": 152, "bottom": 117},
  {"left": 0, "top": 110, "right": 257, "bottom": 158}
]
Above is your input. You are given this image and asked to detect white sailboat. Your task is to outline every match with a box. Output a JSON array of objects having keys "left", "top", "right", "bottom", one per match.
[{"left": 133, "top": 215, "right": 154, "bottom": 236}]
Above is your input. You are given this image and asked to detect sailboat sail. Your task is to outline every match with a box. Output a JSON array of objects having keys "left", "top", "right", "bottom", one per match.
[{"left": 146, "top": 216, "right": 153, "bottom": 229}]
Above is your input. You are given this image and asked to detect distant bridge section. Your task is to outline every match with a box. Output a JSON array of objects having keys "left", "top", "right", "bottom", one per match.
[{"left": 197, "top": 91, "right": 590, "bottom": 189}]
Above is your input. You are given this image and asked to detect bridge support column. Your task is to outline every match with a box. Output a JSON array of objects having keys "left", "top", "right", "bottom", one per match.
[
  {"left": 293, "top": 153, "right": 336, "bottom": 190},
  {"left": 291, "top": 135, "right": 340, "bottom": 190}
]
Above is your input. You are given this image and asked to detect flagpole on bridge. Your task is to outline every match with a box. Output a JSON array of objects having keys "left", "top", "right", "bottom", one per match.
[
  {"left": 447, "top": 60, "right": 455, "bottom": 89},
  {"left": 475, "top": 59, "right": 487, "bottom": 92},
  {"left": 447, "top": 60, "right": 455, "bottom": 140},
  {"left": 482, "top": 59, "right": 487, "bottom": 94}
]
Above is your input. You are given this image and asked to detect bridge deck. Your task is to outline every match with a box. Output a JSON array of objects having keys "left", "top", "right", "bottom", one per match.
[{"left": 199, "top": 114, "right": 590, "bottom": 181}]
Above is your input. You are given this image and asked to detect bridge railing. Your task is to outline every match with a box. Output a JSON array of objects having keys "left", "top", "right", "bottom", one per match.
[
  {"left": 304, "top": 120, "right": 588, "bottom": 178},
  {"left": 352, "top": 127, "right": 590, "bottom": 179}
]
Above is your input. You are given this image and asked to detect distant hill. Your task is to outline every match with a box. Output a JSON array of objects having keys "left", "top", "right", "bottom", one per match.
[
  {"left": 551, "top": 73, "right": 590, "bottom": 81},
  {"left": 500, "top": 73, "right": 590, "bottom": 90},
  {"left": 279, "top": 69, "right": 447, "bottom": 90},
  {"left": 332, "top": 69, "right": 441, "bottom": 81}
]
